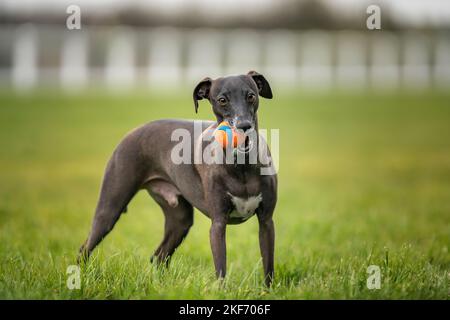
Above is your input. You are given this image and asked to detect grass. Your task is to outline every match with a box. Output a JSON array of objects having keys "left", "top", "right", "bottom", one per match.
[{"left": 0, "top": 88, "right": 449, "bottom": 299}]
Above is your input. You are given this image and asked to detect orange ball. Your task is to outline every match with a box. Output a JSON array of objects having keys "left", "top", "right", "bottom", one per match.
[{"left": 214, "top": 121, "right": 243, "bottom": 149}]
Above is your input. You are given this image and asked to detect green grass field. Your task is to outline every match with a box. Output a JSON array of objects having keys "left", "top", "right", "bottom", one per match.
[{"left": 0, "top": 89, "right": 449, "bottom": 299}]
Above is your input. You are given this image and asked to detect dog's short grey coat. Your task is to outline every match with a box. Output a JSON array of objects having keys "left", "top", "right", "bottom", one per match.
[{"left": 78, "top": 71, "right": 277, "bottom": 286}]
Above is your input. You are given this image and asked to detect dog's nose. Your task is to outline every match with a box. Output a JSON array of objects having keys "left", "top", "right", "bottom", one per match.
[{"left": 236, "top": 121, "right": 253, "bottom": 132}]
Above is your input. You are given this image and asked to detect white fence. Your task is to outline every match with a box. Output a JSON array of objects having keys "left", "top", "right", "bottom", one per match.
[{"left": 0, "top": 24, "right": 449, "bottom": 91}]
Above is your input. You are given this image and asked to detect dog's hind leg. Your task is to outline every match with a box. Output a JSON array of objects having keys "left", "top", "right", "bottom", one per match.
[
  {"left": 78, "top": 149, "right": 142, "bottom": 263},
  {"left": 146, "top": 181, "right": 193, "bottom": 265}
]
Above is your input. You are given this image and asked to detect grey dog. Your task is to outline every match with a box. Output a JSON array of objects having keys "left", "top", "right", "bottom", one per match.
[{"left": 78, "top": 70, "right": 277, "bottom": 286}]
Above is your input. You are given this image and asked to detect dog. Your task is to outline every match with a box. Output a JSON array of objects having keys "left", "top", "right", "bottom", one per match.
[{"left": 78, "top": 70, "right": 277, "bottom": 286}]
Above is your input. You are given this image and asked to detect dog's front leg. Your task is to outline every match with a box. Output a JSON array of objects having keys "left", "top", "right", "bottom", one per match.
[
  {"left": 257, "top": 214, "right": 275, "bottom": 287},
  {"left": 210, "top": 218, "right": 227, "bottom": 280}
]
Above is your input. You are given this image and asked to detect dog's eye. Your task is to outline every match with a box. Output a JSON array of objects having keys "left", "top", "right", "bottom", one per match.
[
  {"left": 218, "top": 97, "right": 227, "bottom": 106},
  {"left": 247, "top": 93, "right": 256, "bottom": 103}
]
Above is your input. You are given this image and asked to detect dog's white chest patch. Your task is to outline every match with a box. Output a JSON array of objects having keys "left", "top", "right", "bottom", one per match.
[{"left": 228, "top": 193, "right": 263, "bottom": 220}]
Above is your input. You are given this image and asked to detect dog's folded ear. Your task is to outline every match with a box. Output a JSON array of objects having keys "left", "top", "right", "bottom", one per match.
[
  {"left": 193, "top": 77, "right": 212, "bottom": 113},
  {"left": 247, "top": 71, "right": 273, "bottom": 99}
]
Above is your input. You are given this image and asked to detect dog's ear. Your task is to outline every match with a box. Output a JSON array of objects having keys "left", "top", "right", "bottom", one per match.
[
  {"left": 193, "top": 77, "right": 212, "bottom": 113},
  {"left": 247, "top": 70, "right": 273, "bottom": 99}
]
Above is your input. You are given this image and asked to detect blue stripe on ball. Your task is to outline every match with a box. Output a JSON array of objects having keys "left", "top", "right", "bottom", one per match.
[{"left": 217, "top": 125, "right": 233, "bottom": 147}]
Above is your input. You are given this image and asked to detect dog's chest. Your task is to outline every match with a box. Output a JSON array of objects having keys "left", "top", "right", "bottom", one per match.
[{"left": 227, "top": 193, "right": 263, "bottom": 221}]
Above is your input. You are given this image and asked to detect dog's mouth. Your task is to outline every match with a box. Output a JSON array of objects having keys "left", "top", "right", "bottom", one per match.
[{"left": 237, "top": 134, "right": 254, "bottom": 154}]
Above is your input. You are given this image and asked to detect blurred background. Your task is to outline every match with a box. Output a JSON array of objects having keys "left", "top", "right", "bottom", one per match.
[
  {"left": 0, "top": 0, "right": 449, "bottom": 299},
  {"left": 0, "top": 0, "right": 449, "bottom": 91}
]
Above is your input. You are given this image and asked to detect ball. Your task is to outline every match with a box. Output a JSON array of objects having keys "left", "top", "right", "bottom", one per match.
[{"left": 214, "top": 121, "right": 244, "bottom": 149}]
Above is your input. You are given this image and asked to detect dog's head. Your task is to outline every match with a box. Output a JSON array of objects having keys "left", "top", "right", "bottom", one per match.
[{"left": 193, "top": 71, "right": 272, "bottom": 133}]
